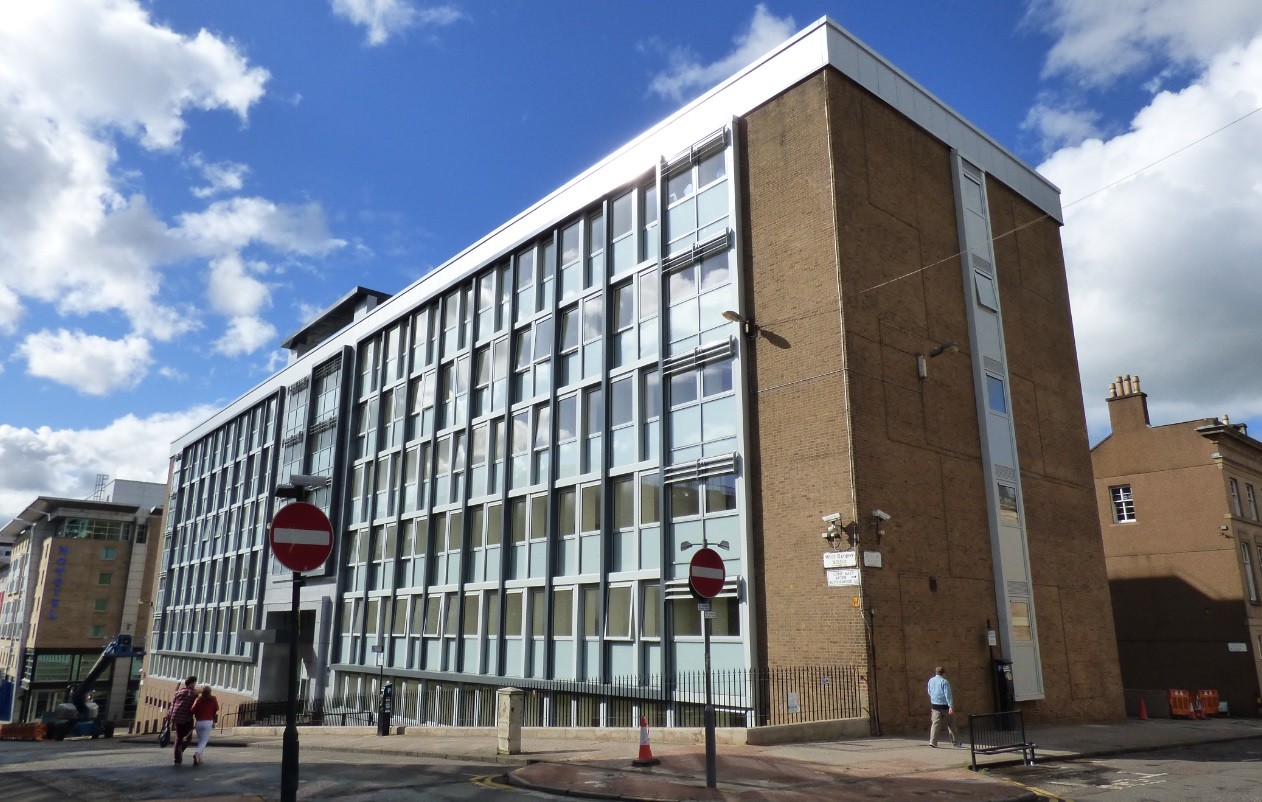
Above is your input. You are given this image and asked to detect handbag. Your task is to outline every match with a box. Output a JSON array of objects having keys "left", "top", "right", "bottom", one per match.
[{"left": 158, "top": 723, "right": 171, "bottom": 748}]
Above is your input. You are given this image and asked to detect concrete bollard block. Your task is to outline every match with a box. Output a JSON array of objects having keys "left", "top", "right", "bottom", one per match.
[{"left": 497, "top": 687, "right": 523, "bottom": 755}]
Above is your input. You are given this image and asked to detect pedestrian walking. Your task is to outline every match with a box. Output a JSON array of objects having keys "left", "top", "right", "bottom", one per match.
[
  {"left": 166, "top": 675, "right": 198, "bottom": 765},
  {"left": 927, "top": 666, "right": 961, "bottom": 747},
  {"left": 190, "top": 684, "right": 220, "bottom": 766}
]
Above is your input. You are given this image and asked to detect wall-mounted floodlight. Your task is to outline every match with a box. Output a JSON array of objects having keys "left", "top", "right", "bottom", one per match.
[
  {"left": 916, "top": 341, "right": 960, "bottom": 380},
  {"left": 721, "top": 310, "right": 760, "bottom": 337},
  {"left": 679, "top": 540, "right": 731, "bottom": 551}
]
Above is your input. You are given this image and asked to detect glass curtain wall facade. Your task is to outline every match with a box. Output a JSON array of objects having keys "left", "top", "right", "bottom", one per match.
[
  {"left": 335, "top": 128, "right": 748, "bottom": 695},
  {"left": 151, "top": 394, "right": 284, "bottom": 696},
  {"left": 151, "top": 128, "right": 750, "bottom": 706}
]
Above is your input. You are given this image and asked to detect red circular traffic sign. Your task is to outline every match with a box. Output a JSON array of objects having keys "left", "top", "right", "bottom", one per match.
[
  {"left": 269, "top": 502, "right": 334, "bottom": 573},
  {"left": 688, "top": 547, "right": 726, "bottom": 599}
]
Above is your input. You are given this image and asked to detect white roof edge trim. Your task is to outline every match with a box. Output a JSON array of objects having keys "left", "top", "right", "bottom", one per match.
[{"left": 172, "top": 16, "right": 1061, "bottom": 451}]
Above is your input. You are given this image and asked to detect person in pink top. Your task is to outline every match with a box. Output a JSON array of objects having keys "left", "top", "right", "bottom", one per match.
[{"left": 189, "top": 684, "right": 220, "bottom": 766}]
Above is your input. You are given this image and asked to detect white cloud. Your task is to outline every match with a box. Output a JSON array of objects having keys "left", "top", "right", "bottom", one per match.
[
  {"left": 189, "top": 154, "right": 249, "bottom": 198},
  {"left": 0, "top": 0, "right": 286, "bottom": 393},
  {"left": 1022, "top": 100, "right": 1102, "bottom": 151},
  {"left": 176, "top": 197, "right": 345, "bottom": 257},
  {"left": 206, "top": 253, "right": 277, "bottom": 356},
  {"left": 1029, "top": 0, "right": 1262, "bottom": 87},
  {"left": 0, "top": 406, "right": 219, "bottom": 524},
  {"left": 214, "top": 316, "right": 277, "bottom": 357},
  {"left": 1040, "top": 33, "right": 1262, "bottom": 438},
  {"left": 17, "top": 329, "right": 153, "bottom": 395},
  {"left": 647, "top": 4, "right": 796, "bottom": 102},
  {"left": 0, "top": 283, "right": 20, "bottom": 334},
  {"left": 207, "top": 254, "right": 271, "bottom": 318},
  {"left": 330, "top": 0, "right": 464, "bottom": 47}
]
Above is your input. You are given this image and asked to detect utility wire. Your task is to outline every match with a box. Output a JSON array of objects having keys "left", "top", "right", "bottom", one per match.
[{"left": 856, "top": 103, "right": 1262, "bottom": 296}]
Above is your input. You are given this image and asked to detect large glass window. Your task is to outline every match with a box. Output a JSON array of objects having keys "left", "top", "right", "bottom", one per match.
[
  {"left": 665, "top": 149, "right": 727, "bottom": 254},
  {"left": 559, "top": 221, "right": 582, "bottom": 299},
  {"left": 610, "top": 190, "right": 636, "bottom": 275},
  {"left": 666, "top": 249, "right": 733, "bottom": 352}
]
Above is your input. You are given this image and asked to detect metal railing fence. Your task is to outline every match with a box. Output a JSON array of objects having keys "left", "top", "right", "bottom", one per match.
[{"left": 233, "top": 665, "right": 863, "bottom": 730}]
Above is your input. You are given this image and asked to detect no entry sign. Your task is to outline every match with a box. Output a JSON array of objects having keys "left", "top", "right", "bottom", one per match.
[
  {"left": 688, "top": 547, "right": 726, "bottom": 599},
  {"left": 269, "top": 502, "right": 334, "bottom": 573}
]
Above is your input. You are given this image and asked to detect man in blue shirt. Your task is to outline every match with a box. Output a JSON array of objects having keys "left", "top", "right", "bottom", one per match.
[{"left": 927, "top": 666, "right": 961, "bottom": 747}]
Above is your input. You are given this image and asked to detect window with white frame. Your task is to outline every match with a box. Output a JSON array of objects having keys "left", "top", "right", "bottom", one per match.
[
  {"left": 667, "top": 356, "right": 736, "bottom": 462},
  {"left": 410, "top": 307, "right": 435, "bottom": 373},
  {"left": 513, "top": 246, "right": 536, "bottom": 324},
  {"left": 1110, "top": 485, "right": 1135, "bottom": 523},
  {"left": 559, "top": 220, "right": 583, "bottom": 299},
  {"left": 605, "top": 584, "right": 634, "bottom": 639},
  {"left": 509, "top": 410, "right": 532, "bottom": 489},
  {"left": 1248, "top": 484, "right": 1260, "bottom": 521},
  {"left": 1242, "top": 542, "right": 1259, "bottom": 603},
  {"left": 532, "top": 402, "right": 551, "bottom": 484},
  {"left": 556, "top": 393, "right": 580, "bottom": 479},
  {"left": 986, "top": 374, "right": 1008, "bottom": 414},
  {"left": 610, "top": 375, "right": 636, "bottom": 467},
  {"left": 1230, "top": 478, "right": 1245, "bottom": 517},
  {"left": 638, "top": 268, "right": 659, "bottom": 360},
  {"left": 584, "top": 386, "right": 603, "bottom": 473},
  {"left": 666, "top": 248, "right": 733, "bottom": 352},
  {"left": 586, "top": 209, "right": 605, "bottom": 287}
]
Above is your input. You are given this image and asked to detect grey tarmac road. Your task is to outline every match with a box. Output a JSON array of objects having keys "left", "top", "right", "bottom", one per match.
[
  {"left": 0, "top": 737, "right": 565, "bottom": 801},
  {"left": 992, "top": 737, "right": 1262, "bottom": 801}
]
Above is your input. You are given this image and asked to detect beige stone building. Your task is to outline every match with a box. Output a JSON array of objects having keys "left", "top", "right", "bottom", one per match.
[
  {"left": 1092, "top": 376, "right": 1262, "bottom": 715},
  {"left": 0, "top": 480, "right": 164, "bottom": 724},
  {"left": 141, "top": 17, "right": 1122, "bottom": 738}
]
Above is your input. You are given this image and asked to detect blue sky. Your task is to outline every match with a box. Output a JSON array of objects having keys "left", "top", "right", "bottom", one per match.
[{"left": 3, "top": 0, "right": 1262, "bottom": 521}]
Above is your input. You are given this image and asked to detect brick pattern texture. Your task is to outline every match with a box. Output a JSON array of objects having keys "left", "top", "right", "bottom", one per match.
[{"left": 741, "top": 69, "right": 1124, "bottom": 734}]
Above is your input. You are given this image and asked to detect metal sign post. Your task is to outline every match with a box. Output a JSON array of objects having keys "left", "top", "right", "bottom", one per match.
[
  {"left": 269, "top": 490, "right": 332, "bottom": 802},
  {"left": 281, "top": 571, "right": 302, "bottom": 802},
  {"left": 688, "top": 547, "right": 725, "bottom": 791}
]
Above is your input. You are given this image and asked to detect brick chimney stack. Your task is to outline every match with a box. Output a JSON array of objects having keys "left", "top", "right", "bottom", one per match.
[{"left": 1106, "top": 374, "right": 1150, "bottom": 433}]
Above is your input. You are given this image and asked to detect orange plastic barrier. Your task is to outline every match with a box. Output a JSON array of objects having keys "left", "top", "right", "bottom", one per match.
[
  {"left": 1196, "top": 689, "right": 1220, "bottom": 716},
  {"left": 1168, "top": 689, "right": 1193, "bottom": 719},
  {"left": 0, "top": 722, "right": 46, "bottom": 740}
]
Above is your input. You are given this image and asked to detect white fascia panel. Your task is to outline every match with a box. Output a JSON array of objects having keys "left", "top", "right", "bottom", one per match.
[{"left": 173, "top": 17, "right": 1062, "bottom": 450}]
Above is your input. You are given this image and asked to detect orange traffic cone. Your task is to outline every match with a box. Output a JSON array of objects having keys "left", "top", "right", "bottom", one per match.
[
  {"left": 1138, "top": 697, "right": 1148, "bottom": 720},
  {"left": 632, "top": 716, "right": 661, "bottom": 766}
]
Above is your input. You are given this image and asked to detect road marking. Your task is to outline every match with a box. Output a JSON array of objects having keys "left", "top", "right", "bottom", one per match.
[
  {"left": 471, "top": 774, "right": 520, "bottom": 791},
  {"left": 993, "top": 774, "right": 1067, "bottom": 801}
]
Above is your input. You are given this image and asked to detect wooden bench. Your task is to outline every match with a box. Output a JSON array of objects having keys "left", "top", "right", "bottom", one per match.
[{"left": 967, "top": 710, "right": 1036, "bottom": 770}]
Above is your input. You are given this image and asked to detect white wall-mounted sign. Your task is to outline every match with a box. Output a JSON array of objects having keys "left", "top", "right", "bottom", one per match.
[
  {"left": 823, "top": 551, "right": 857, "bottom": 568},
  {"left": 1228, "top": 642, "right": 1248, "bottom": 652},
  {"left": 826, "top": 568, "right": 861, "bottom": 587},
  {"left": 863, "top": 551, "right": 882, "bottom": 568}
]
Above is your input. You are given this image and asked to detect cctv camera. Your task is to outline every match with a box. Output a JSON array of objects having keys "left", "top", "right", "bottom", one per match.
[
  {"left": 821, "top": 512, "right": 842, "bottom": 523},
  {"left": 871, "top": 509, "right": 891, "bottom": 522}
]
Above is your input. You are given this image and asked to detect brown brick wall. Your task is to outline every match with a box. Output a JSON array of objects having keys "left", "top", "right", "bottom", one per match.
[
  {"left": 1092, "top": 413, "right": 1262, "bottom": 714},
  {"left": 742, "top": 67, "right": 1123, "bottom": 734}
]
